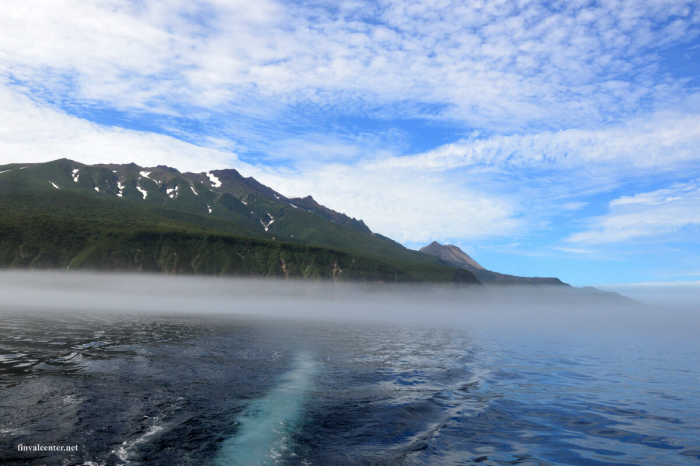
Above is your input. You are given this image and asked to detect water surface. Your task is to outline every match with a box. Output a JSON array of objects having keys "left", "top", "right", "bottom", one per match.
[{"left": 1, "top": 308, "right": 698, "bottom": 465}]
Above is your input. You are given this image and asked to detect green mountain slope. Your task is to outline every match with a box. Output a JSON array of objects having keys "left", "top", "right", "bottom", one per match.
[
  {"left": 0, "top": 161, "right": 480, "bottom": 284},
  {"left": 0, "top": 159, "right": 444, "bottom": 265}
]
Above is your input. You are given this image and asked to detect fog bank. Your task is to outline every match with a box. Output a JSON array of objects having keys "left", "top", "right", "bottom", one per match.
[
  {"left": 598, "top": 282, "right": 700, "bottom": 309},
  {"left": 1, "top": 271, "right": 698, "bottom": 340}
]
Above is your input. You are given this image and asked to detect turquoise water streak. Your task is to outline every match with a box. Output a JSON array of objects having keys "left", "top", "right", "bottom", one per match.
[{"left": 215, "top": 352, "right": 319, "bottom": 466}]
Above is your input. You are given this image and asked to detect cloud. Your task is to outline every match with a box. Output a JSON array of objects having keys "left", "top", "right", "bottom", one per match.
[
  {"left": 2, "top": 0, "right": 699, "bottom": 130},
  {"left": 252, "top": 163, "right": 521, "bottom": 243},
  {"left": 372, "top": 110, "right": 700, "bottom": 176},
  {"left": 567, "top": 179, "right": 700, "bottom": 244},
  {"left": 0, "top": 84, "right": 238, "bottom": 173},
  {"left": 554, "top": 247, "right": 599, "bottom": 254},
  {"left": 563, "top": 202, "right": 588, "bottom": 211}
]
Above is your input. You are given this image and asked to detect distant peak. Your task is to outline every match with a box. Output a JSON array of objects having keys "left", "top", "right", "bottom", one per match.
[{"left": 420, "top": 241, "right": 484, "bottom": 270}]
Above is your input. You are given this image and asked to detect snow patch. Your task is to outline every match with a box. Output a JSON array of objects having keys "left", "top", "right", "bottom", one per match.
[
  {"left": 50, "top": 181, "right": 59, "bottom": 189},
  {"left": 0, "top": 167, "right": 26, "bottom": 174},
  {"left": 207, "top": 205, "right": 212, "bottom": 213},
  {"left": 260, "top": 215, "right": 275, "bottom": 231},
  {"left": 117, "top": 182, "right": 124, "bottom": 197},
  {"left": 140, "top": 171, "right": 151, "bottom": 179},
  {"left": 289, "top": 203, "right": 298, "bottom": 209},
  {"left": 190, "top": 186, "right": 198, "bottom": 196},
  {"left": 242, "top": 199, "right": 247, "bottom": 205},
  {"left": 72, "top": 169, "right": 79, "bottom": 182},
  {"left": 274, "top": 194, "right": 280, "bottom": 200},
  {"left": 137, "top": 186, "right": 148, "bottom": 199},
  {"left": 207, "top": 172, "right": 222, "bottom": 187},
  {"left": 94, "top": 186, "right": 100, "bottom": 192},
  {"left": 167, "top": 186, "right": 180, "bottom": 199}
]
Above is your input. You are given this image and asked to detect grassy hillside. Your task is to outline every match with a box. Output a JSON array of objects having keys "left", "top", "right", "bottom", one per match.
[
  {"left": 0, "top": 160, "right": 450, "bottom": 268},
  {"left": 0, "top": 190, "right": 480, "bottom": 284}
]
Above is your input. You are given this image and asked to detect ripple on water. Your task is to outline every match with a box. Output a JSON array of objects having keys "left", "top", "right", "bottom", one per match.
[{"left": 0, "top": 314, "right": 698, "bottom": 465}]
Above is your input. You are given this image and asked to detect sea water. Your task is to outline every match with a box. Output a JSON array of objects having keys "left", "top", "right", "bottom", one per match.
[{"left": 1, "top": 307, "right": 698, "bottom": 465}]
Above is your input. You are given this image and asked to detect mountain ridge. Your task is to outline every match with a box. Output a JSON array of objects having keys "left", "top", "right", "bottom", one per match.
[
  {"left": 420, "top": 242, "right": 567, "bottom": 285},
  {"left": 0, "top": 159, "right": 480, "bottom": 284},
  {"left": 418, "top": 241, "right": 639, "bottom": 304}
]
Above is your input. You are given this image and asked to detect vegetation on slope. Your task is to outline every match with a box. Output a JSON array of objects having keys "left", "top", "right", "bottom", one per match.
[
  {"left": 0, "top": 190, "right": 480, "bottom": 284},
  {"left": 0, "top": 160, "right": 449, "bottom": 268}
]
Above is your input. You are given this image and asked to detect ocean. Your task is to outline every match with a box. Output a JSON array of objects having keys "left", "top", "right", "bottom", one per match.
[{"left": 0, "top": 273, "right": 698, "bottom": 465}]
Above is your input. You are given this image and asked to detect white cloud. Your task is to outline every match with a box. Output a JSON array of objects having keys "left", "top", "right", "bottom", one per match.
[
  {"left": 567, "top": 179, "right": 700, "bottom": 244},
  {"left": 0, "top": 85, "right": 237, "bottom": 172},
  {"left": 563, "top": 202, "right": 589, "bottom": 211},
  {"left": 372, "top": 110, "right": 700, "bottom": 175},
  {"left": 1, "top": 0, "right": 698, "bottom": 128},
  {"left": 252, "top": 164, "right": 521, "bottom": 242},
  {"left": 553, "top": 247, "right": 599, "bottom": 254}
]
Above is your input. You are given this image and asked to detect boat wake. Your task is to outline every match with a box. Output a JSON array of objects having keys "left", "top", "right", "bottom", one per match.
[{"left": 215, "top": 352, "right": 319, "bottom": 466}]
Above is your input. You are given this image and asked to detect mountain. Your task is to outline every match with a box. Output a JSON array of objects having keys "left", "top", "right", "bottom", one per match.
[
  {"left": 420, "top": 241, "right": 485, "bottom": 271},
  {"left": 420, "top": 241, "right": 566, "bottom": 285},
  {"left": 0, "top": 159, "right": 480, "bottom": 284},
  {"left": 418, "top": 242, "right": 639, "bottom": 304}
]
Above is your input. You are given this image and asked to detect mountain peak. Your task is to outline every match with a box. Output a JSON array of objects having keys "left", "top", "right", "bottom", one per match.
[
  {"left": 420, "top": 242, "right": 484, "bottom": 271},
  {"left": 156, "top": 165, "right": 180, "bottom": 173}
]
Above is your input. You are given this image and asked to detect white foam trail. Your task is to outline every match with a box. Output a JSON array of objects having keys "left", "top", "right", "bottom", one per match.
[
  {"left": 113, "top": 424, "right": 164, "bottom": 464},
  {"left": 215, "top": 352, "right": 318, "bottom": 466}
]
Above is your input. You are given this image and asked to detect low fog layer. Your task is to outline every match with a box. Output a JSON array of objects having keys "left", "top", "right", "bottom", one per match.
[
  {"left": 599, "top": 282, "right": 700, "bottom": 309},
  {"left": 1, "top": 271, "right": 698, "bottom": 340}
]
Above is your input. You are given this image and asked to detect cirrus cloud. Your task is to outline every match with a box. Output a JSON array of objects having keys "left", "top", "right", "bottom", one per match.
[{"left": 567, "top": 179, "right": 700, "bottom": 244}]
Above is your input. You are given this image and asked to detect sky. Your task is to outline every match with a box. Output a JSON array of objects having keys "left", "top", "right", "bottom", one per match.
[{"left": 1, "top": 0, "right": 699, "bottom": 286}]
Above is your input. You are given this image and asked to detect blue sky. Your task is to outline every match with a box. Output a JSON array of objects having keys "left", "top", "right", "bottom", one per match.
[{"left": 1, "top": 0, "right": 700, "bottom": 286}]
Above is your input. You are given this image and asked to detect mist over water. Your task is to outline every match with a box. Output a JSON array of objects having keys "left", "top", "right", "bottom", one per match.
[
  {"left": 1, "top": 270, "right": 698, "bottom": 339},
  {"left": 599, "top": 282, "right": 700, "bottom": 309},
  {"left": 0, "top": 271, "right": 698, "bottom": 465}
]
